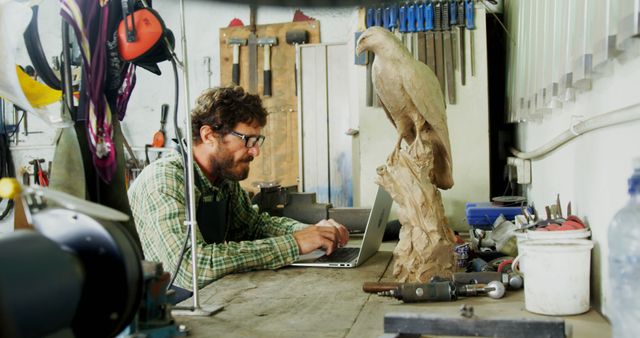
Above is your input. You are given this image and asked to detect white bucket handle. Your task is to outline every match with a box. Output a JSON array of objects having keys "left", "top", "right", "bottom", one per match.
[{"left": 512, "top": 252, "right": 526, "bottom": 276}]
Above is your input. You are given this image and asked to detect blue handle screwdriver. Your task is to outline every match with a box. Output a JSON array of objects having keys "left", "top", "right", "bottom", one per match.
[{"left": 407, "top": 2, "right": 416, "bottom": 56}]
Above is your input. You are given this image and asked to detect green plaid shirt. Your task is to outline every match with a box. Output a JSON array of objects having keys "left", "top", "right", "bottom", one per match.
[{"left": 128, "top": 151, "right": 307, "bottom": 290}]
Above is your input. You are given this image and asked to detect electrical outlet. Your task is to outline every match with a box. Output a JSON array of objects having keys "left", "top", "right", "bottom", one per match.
[{"left": 507, "top": 157, "right": 531, "bottom": 184}]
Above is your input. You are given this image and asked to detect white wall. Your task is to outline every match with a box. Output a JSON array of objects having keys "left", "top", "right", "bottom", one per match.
[
  {"left": 516, "top": 55, "right": 640, "bottom": 314},
  {"left": 2, "top": 2, "right": 490, "bottom": 235}
]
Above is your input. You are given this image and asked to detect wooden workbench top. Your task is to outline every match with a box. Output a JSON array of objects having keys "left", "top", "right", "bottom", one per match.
[{"left": 174, "top": 242, "right": 611, "bottom": 338}]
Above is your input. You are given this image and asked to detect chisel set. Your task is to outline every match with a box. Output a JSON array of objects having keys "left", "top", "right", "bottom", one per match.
[{"left": 364, "top": 1, "right": 477, "bottom": 105}]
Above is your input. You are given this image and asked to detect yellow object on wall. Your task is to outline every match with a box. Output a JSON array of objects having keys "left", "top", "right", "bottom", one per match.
[{"left": 16, "top": 65, "right": 62, "bottom": 108}]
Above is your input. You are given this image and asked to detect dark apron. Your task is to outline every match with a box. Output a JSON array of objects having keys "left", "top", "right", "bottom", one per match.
[
  {"left": 170, "top": 193, "right": 230, "bottom": 304},
  {"left": 196, "top": 194, "right": 230, "bottom": 244}
]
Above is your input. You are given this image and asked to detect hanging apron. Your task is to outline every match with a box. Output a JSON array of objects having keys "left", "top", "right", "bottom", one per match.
[{"left": 196, "top": 194, "right": 230, "bottom": 244}]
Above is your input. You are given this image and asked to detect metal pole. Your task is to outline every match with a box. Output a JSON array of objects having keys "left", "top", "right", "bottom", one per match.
[{"left": 171, "top": 0, "right": 222, "bottom": 316}]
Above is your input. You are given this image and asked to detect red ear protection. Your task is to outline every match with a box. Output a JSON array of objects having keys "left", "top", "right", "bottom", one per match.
[{"left": 117, "top": 8, "right": 164, "bottom": 62}]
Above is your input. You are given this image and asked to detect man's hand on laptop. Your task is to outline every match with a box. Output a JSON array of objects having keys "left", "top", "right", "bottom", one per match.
[{"left": 293, "top": 219, "right": 349, "bottom": 255}]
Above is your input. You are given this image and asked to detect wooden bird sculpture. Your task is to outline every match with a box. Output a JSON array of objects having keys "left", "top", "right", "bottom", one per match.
[
  {"left": 356, "top": 26, "right": 453, "bottom": 190},
  {"left": 357, "top": 26, "right": 457, "bottom": 283}
]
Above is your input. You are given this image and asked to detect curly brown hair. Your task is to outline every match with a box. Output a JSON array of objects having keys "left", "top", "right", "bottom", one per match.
[{"left": 191, "top": 86, "right": 268, "bottom": 142}]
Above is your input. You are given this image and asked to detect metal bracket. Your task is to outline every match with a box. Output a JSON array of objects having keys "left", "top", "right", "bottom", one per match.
[{"left": 381, "top": 309, "right": 570, "bottom": 338}]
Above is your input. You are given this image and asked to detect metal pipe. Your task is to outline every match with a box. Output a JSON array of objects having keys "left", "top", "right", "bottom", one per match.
[{"left": 177, "top": 0, "right": 201, "bottom": 310}]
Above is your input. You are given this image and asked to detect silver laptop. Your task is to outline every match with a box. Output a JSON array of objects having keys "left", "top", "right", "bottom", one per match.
[{"left": 291, "top": 186, "right": 393, "bottom": 268}]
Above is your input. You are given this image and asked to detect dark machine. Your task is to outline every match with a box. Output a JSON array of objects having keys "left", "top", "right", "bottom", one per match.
[{"left": 0, "top": 180, "right": 184, "bottom": 338}]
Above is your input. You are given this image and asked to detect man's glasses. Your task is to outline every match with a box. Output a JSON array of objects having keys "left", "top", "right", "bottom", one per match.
[{"left": 229, "top": 130, "right": 266, "bottom": 148}]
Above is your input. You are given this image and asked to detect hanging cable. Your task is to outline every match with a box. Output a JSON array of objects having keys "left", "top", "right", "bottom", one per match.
[{"left": 511, "top": 102, "right": 640, "bottom": 160}]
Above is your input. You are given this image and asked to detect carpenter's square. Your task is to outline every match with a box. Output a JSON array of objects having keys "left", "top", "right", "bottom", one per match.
[
  {"left": 442, "top": 0, "right": 456, "bottom": 104},
  {"left": 424, "top": 1, "right": 437, "bottom": 73},
  {"left": 457, "top": 0, "right": 466, "bottom": 85},
  {"left": 433, "top": 0, "right": 446, "bottom": 96},
  {"left": 466, "top": 0, "right": 476, "bottom": 76}
]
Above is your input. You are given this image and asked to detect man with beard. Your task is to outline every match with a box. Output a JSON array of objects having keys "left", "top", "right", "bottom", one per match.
[{"left": 128, "top": 86, "right": 348, "bottom": 300}]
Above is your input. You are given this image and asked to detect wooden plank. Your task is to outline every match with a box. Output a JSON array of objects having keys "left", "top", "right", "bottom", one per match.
[
  {"left": 175, "top": 251, "right": 393, "bottom": 338},
  {"left": 220, "top": 21, "right": 320, "bottom": 193}
]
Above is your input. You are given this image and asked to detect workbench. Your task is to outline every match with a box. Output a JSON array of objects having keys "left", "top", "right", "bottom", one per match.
[{"left": 174, "top": 242, "right": 611, "bottom": 338}]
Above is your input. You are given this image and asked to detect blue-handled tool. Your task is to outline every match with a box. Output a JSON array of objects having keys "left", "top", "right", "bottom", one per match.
[
  {"left": 425, "top": 1, "right": 434, "bottom": 31},
  {"left": 424, "top": 0, "right": 436, "bottom": 72},
  {"left": 407, "top": 2, "right": 416, "bottom": 56},
  {"left": 389, "top": 4, "right": 399, "bottom": 32},
  {"left": 457, "top": 0, "right": 466, "bottom": 85},
  {"left": 383, "top": 6, "right": 390, "bottom": 30},
  {"left": 433, "top": 0, "right": 445, "bottom": 94},
  {"left": 399, "top": 4, "right": 407, "bottom": 33},
  {"left": 417, "top": 2, "right": 425, "bottom": 31},
  {"left": 366, "top": 7, "right": 374, "bottom": 28},
  {"left": 408, "top": 2, "right": 416, "bottom": 32},
  {"left": 375, "top": 7, "right": 383, "bottom": 27},
  {"left": 441, "top": 0, "right": 456, "bottom": 104},
  {"left": 465, "top": 0, "right": 476, "bottom": 76},
  {"left": 449, "top": 0, "right": 457, "bottom": 26},
  {"left": 448, "top": 0, "right": 458, "bottom": 73}
]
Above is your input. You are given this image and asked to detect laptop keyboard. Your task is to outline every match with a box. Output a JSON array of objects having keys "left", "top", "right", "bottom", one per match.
[{"left": 316, "top": 247, "right": 360, "bottom": 263}]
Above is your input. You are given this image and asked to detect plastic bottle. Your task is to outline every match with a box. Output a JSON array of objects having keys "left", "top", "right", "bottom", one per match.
[{"left": 608, "top": 158, "right": 640, "bottom": 337}]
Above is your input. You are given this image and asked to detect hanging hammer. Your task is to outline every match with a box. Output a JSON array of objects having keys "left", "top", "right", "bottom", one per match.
[
  {"left": 285, "top": 30, "right": 309, "bottom": 96},
  {"left": 257, "top": 37, "right": 278, "bottom": 97},
  {"left": 227, "top": 38, "right": 247, "bottom": 85}
]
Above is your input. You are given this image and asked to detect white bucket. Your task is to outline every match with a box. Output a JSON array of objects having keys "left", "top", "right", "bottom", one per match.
[
  {"left": 513, "top": 239, "right": 594, "bottom": 316},
  {"left": 514, "top": 228, "right": 591, "bottom": 244}
]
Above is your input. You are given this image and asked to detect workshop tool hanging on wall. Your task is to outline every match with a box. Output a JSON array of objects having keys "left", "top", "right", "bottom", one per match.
[
  {"left": 424, "top": 1, "right": 437, "bottom": 73},
  {"left": 257, "top": 37, "right": 278, "bottom": 97},
  {"left": 448, "top": 0, "right": 458, "bottom": 70},
  {"left": 457, "top": 0, "right": 466, "bottom": 85},
  {"left": 152, "top": 103, "right": 169, "bottom": 148},
  {"left": 407, "top": 3, "right": 416, "bottom": 58},
  {"left": 227, "top": 38, "right": 247, "bottom": 85},
  {"left": 466, "top": 0, "right": 476, "bottom": 76},
  {"left": 416, "top": 2, "right": 426, "bottom": 64},
  {"left": 28, "top": 159, "right": 49, "bottom": 187},
  {"left": 285, "top": 30, "right": 309, "bottom": 96},
  {"left": 433, "top": 1, "right": 446, "bottom": 95},
  {"left": 248, "top": 5, "right": 258, "bottom": 94},
  {"left": 399, "top": 4, "right": 408, "bottom": 51},
  {"left": 442, "top": 0, "right": 456, "bottom": 104}
]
